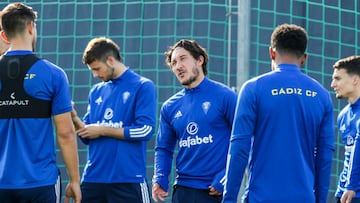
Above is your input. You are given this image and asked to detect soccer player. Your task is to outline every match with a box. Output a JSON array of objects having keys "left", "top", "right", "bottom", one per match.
[
  {"left": 152, "top": 39, "right": 237, "bottom": 203},
  {"left": 222, "top": 23, "right": 335, "bottom": 203},
  {"left": 331, "top": 55, "right": 360, "bottom": 203},
  {"left": 0, "top": 3, "right": 81, "bottom": 203},
  {"left": 71, "top": 37, "right": 156, "bottom": 203}
]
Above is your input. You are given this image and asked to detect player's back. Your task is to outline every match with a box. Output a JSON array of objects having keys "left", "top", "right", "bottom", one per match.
[
  {"left": 0, "top": 51, "right": 72, "bottom": 189},
  {"left": 246, "top": 64, "right": 333, "bottom": 202}
]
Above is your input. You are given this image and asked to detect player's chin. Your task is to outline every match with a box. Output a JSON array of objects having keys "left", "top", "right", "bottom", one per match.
[
  {"left": 176, "top": 76, "right": 184, "bottom": 82},
  {"left": 335, "top": 94, "right": 343, "bottom": 99}
]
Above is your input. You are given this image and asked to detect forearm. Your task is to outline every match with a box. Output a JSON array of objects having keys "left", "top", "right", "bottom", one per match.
[
  {"left": 153, "top": 149, "right": 174, "bottom": 192},
  {"left": 54, "top": 113, "right": 81, "bottom": 183},
  {"left": 101, "top": 125, "right": 153, "bottom": 141},
  {"left": 101, "top": 126, "right": 125, "bottom": 139},
  {"left": 72, "top": 115, "right": 85, "bottom": 131},
  {"left": 58, "top": 132, "right": 81, "bottom": 183},
  {"left": 223, "top": 137, "right": 251, "bottom": 203},
  {"left": 315, "top": 147, "right": 333, "bottom": 203}
]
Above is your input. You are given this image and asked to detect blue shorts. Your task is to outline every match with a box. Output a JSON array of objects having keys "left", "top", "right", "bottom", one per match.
[
  {"left": 0, "top": 175, "right": 61, "bottom": 203},
  {"left": 172, "top": 185, "right": 222, "bottom": 203},
  {"left": 81, "top": 181, "right": 151, "bottom": 203}
]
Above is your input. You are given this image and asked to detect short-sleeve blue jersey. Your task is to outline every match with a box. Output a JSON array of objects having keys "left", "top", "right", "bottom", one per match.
[
  {"left": 81, "top": 68, "right": 156, "bottom": 183},
  {"left": 153, "top": 77, "right": 237, "bottom": 193},
  {"left": 0, "top": 50, "right": 73, "bottom": 189},
  {"left": 222, "top": 64, "right": 335, "bottom": 203},
  {"left": 335, "top": 99, "right": 360, "bottom": 198}
]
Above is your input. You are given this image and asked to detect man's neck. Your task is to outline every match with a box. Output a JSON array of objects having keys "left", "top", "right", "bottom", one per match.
[
  {"left": 8, "top": 36, "right": 33, "bottom": 51},
  {"left": 348, "top": 93, "right": 360, "bottom": 104}
]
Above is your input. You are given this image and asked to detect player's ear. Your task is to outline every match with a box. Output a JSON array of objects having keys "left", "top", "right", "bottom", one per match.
[
  {"left": 0, "top": 31, "right": 9, "bottom": 43},
  {"left": 353, "top": 74, "right": 360, "bottom": 86},
  {"left": 197, "top": 55, "right": 204, "bottom": 67},
  {"left": 300, "top": 54, "right": 308, "bottom": 66},
  {"left": 27, "top": 21, "right": 35, "bottom": 35},
  {"left": 106, "top": 56, "right": 114, "bottom": 66}
]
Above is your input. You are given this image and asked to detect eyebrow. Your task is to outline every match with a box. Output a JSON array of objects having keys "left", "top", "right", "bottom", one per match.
[{"left": 172, "top": 54, "right": 187, "bottom": 61}]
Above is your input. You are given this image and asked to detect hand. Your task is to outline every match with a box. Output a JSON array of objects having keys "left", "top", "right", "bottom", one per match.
[
  {"left": 152, "top": 183, "right": 168, "bottom": 202},
  {"left": 209, "top": 186, "right": 222, "bottom": 196},
  {"left": 77, "top": 124, "right": 102, "bottom": 139},
  {"left": 341, "top": 190, "right": 356, "bottom": 203},
  {"left": 63, "top": 182, "right": 81, "bottom": 203}
]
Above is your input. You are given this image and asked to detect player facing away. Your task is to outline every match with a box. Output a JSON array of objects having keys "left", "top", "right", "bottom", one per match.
[
  {"left": 222, "top": 23, "right": 335, "bottom": 203},
  {"left": 331, "top": 55, "right": 360, "bottom": 203},
  {"left": 71, "top": 37, "right": 156, "bottom": 203},
  {"left": 0, "top": 3, "right": 81, "bottom": 203},
  {"left": 152, "top": 39, "right": 237, "bottom": 203}
]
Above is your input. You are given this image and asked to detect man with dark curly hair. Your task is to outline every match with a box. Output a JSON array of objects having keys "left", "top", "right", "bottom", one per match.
[{"left": 222, "top": 23, "right": 335, "bottom": 203}]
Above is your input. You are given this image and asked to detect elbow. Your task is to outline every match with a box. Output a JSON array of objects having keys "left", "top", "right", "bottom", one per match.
[{"left": 57, "top": 130, "right": 77, "bottom": 146}]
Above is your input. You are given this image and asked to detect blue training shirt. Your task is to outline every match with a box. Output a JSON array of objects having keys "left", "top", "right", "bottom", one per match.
[
  {"left": 223, "top": 64, "right": 335, "bottom": 203},
  {"left": 335, "top": 98, "right": 360, "bottom": 198},
  {"left": 0, "top": 50, "right": 73, "bottom": 189},
  {"left": 153, "top": 77, "right": 237, "bottom": 193},
  {"left": 81, "top": 68, "right": 156, "bottom": 183}
]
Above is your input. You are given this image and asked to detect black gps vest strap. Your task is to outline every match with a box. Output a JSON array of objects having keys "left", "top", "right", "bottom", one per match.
[{"left": 0, "top": 54, "right": 52, "bottom": 118}]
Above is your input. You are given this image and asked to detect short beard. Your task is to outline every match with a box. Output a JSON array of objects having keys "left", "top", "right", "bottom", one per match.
[
  {"left": 102, "top": 63, "right": 115, "bottom": 82},
  {"left": 335, "top": 95, "right": 343, "bottom": 99},
  {"left": 181, "top": 67, "right": 199, "bottom": 86},
  {"left": 181, "top": 75, "right": 197, "bottom": 86}
]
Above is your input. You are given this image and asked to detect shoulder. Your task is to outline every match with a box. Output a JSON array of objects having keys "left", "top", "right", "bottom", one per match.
[
  {"left": 304, "top": 75, "right": 329, "bottom": 91},
  {"left": 90, "top": 81, "right": 107, "bottom": 92},
  {"left": 35, "top": 59, "right": 64, "bottom": 72},
  {"left": 207, "top": 78, "right": 234, "bottom": 91},
  {"left": 244, "top": 71, "right": 273, "bottom": 86},
  {"left": 139, "top": 76, "right": 155, "bottom": 88},
  {"left": 32, "top": 59, "right": 67, "bottom": 78},
  {"left": 205, "top": 80, "right": 237, "bottom": 107},
  {"left": 162, "top": 89, "right": 185, "bottom": 109},
  {"left": 239, "top": 75, "right": 263, "bottom": 93},
  {"left": 128, "top": 69, "right": 155, "bottom": 87},
  {"left": 302, "top": 75, "right": 333, "bottom": 103}
]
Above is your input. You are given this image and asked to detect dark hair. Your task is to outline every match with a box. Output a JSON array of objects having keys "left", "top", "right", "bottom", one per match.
[
  {"left": 270, "top": 23, "right": 307, "bottom": 58},
  {"left": 1, "top": 3, "right": 37, "bottom": 39},
  {"left": 333, "top": 55, "right": 360, "bottom": 76},
  {"left": 165, "top": 39, "right": 209, "bottom": 75},
  {"left": 82, "top": 37, "right": 122, "bottom": 64}
]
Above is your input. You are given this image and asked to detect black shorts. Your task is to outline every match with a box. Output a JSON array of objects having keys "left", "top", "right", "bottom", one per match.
[
  {"left": 81, "top": 181, "right": 151, "bottom": 203},
  {"left": 172, "top": 185, "right": 222, "bottom": 203},
  {"left": 0, "top": 175, "right": 61, "bottom": 203}
]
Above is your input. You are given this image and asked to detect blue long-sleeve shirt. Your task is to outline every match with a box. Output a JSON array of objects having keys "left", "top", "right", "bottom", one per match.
[
  {"left": 223, "top": 64, "right": 335, "bottom": 203},
  {"left": 81, "top": 68, "right": 156, "bottom": 183},
  {"left": 336, "top": 98, "right": 360, "bottom": 198},
  {"left": 153, "top": 77, "right": 237, "bottom": 193}
]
